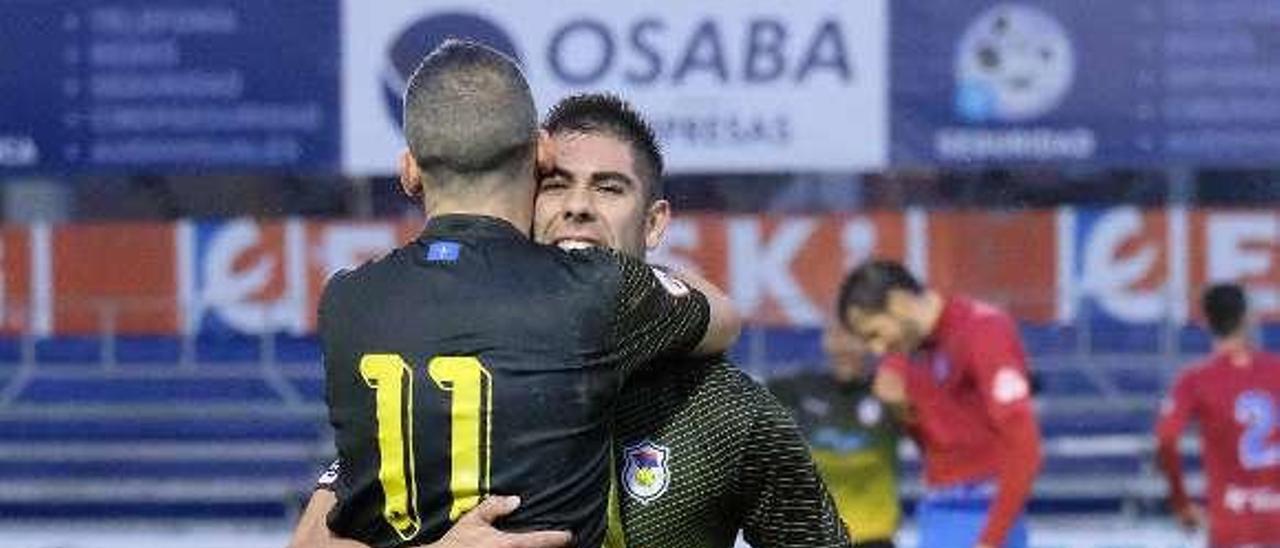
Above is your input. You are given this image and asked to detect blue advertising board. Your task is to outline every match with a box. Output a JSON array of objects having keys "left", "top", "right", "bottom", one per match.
[
  {"left": 3, "top": 1, "right": 1280, "bottom": 174},
  {"left": 0, "top": 0, "right": 340, "bottom": 174},
  {"left": 891, "top": 0, "right": 1280, "bottom": 167}
]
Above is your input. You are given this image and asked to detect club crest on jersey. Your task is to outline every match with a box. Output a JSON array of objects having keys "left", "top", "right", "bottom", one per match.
[{"left": 622, "top": 440, "right": 671, "bottom": 505}]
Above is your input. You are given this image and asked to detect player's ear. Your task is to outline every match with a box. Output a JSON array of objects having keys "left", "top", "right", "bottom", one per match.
[
  {"left": 535, "top": 129, "right": 556, "bottom": 177},
  {"left": 643, "top": 199, "right": 671, "bottom": 251},
  {"left": 398, "top": 148, "right": 423, "bottom": 200}
]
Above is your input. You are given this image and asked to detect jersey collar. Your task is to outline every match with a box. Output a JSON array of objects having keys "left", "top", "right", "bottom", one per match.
[{"left": 418, "top": 214, "right": 527, "bottom": 242}]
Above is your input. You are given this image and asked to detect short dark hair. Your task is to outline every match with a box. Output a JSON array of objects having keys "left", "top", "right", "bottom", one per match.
[
  {"left": 403, "top": 39, "right": 537, "bottom": 188},
  {"left": 836, "top": 259, "right": 924, "bottom": 324},
  {"left": 1203, "top": 283, "right": 1247, "bottom": 337},
  {"left": 543, "top": 93, "right": 664, "bottom": 203}
]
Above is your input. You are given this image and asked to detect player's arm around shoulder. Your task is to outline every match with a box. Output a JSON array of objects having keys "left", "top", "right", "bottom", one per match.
[
  {"left": 578, "top": 247, "right": 740, "bottom": 365},
  {"left": 670, "top": 265, "right": 741, "bottom": 355},
  {"left": 287, "top": 490, "right": 571, "bottom": 548},
  {"left": 287, "top": 489, "right": 368, "bottom": 548}
]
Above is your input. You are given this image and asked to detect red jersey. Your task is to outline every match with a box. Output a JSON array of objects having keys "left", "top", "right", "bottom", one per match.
[
  {"left": 1156, "top": 349, "right": 1280, "bottom": 546},
  {"left": 882, "top": 295, "right": 1042, "bottom": 546}
]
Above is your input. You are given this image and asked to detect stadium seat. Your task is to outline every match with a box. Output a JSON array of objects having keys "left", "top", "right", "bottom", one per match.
[
  {"left": 1021, "top": 324, "right": 1080, "bottom": 355},
  {"left": 0, "top": 337, "right": 23, "bottom": 365},
  {"left": 16, "top": 377, "right": 282, "bottom": 404},
  {"left": 0, "top": 318, "right": 1223, "bottom": 523},
  {"left": 286, "top": 377, "right": 325, "bottom": 403},
  {"left": 0, "top": 502, "right": 290, "bottom": 520},
  {"left": 0, "top": 416, "right": 321, "bottom": 442},
  {"left": 1087, "top": 323, "right": 1162, "bottom": 354},
  {"left": 194, "top": 333, "right": 262, "bottom": 364},
  {"left": 1176, "top": 326, "right": 1212, "bottom": 354},
  {"left": 760, "top": 327, "right": 823, "bottom": 364},
  {"left": 1110, "top": 368, "right": 1167, "bottom": 395},
  {"left": 0, "top": 458, "right": 310, "bottom": 480},
  {"left": 34, "top": 336, "right": 102, "bottom": 365},
  {"left": 272, "top": 333, "right": 321, "bottom": 364},
  {"left": 1261, "top": 325, "right": 1280, "bottom": 350},
  {"left": 1040, "top": 410, "right": 1154, "bottom": 437},
  {"left": 114, "top": 336, "right": 184, "bottom": 364},
  {"left": 1037, "top": 368, "right": 1104, "bottom": 397}
]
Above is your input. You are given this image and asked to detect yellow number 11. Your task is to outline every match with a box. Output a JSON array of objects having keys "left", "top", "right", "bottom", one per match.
[{"left": 360, "top": 354, "right": 493, "bottom": 540}]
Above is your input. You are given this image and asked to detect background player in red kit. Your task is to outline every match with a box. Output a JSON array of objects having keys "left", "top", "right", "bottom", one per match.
[
  {"left": 839, "top": 260, "right": 1042, "bottom": 548},
  {"left": 1156, "top": 283, "right": 1280, "bottom": 546}
]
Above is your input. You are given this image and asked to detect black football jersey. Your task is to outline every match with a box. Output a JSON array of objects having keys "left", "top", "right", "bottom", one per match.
[
  {"left": 321, "top": 215, "right": 709, "bottom": 548},
  {"left": 319, "top": 358, "right": 853, "bottom": 548},
  {"left": 611, "top": 358, "right": 853, "bottom": 547}
]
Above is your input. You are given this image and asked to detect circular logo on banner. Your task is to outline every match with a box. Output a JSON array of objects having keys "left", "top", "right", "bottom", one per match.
[
  {"left": 382, "top": 12, "right": 522, "bottom": 132},
  {"left": 953, "top": 4, "right": 1075, "bottom": 123}
]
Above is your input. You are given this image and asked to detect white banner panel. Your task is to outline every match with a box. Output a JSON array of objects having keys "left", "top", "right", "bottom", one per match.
[{"left": 343, "top": 0, "right": 888, "bottom": 175}]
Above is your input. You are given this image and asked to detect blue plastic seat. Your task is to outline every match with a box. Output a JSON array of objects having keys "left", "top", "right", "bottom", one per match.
[
  {"left": 0, "top": 417, "right": 321, "bottom": 442},
  {"left": 17, "top": 377, "right": 281, "bottom": 404}
]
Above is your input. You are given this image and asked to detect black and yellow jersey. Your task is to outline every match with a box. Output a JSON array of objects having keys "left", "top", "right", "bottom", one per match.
[
  {"left": 611, "top": 357, "right": 853, "bottom": 547},
  {"left": 321, "top": 214, "right": 709, "bottom": 548},
  {"left": 320, "top": 356, "right": 853, "bottom": 548},
  {"left": 768, "top": 371, "right": 900, "bottom": 543}
]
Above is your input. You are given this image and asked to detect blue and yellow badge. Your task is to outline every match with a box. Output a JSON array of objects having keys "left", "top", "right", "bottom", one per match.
[
  {"left": 622, "top": 440, "right": 670, "bottom": 505},
  {"left": 425, "top": 240, "right": 460, "bottom": 263}
]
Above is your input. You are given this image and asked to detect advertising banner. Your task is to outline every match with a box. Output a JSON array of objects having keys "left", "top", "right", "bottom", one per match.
[
  {"left": 7, "top": 209, "right": 1280, "bottom": 335},
  {"left": 0, "top": 1, "right": 341, "bottom": 174},
  {"left": 342, "top": 0, "right": 888, "bottom": 175},
  {"left": 892, "top": 0, "right": 1280, "bottom": 167}
]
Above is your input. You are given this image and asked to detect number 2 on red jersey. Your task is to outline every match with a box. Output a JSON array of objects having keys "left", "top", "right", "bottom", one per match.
[{"left": 1235, "top": 390, "right": 1280, "bottom": 470}]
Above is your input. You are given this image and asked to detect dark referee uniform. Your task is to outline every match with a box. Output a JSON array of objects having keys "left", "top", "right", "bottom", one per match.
[
  {"left": 321, "top": 215, "right": 710, "bottom": 548},
  {"left": 611, "top": 358, "right": 854, "bottom": 547}
]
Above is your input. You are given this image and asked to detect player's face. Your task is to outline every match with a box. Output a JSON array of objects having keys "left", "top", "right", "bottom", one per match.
[
  {"left": 844, "top": 295, "right": 925, "bottom": 356},
  {"left": 534, "top": 131, "right": 669, "bottom": 259},
  {"left": 845, "top": 309, "right": 906, "bottom": 356},
  {"left": 822, "top": 323, "right": 869, "bottom": 382}
]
